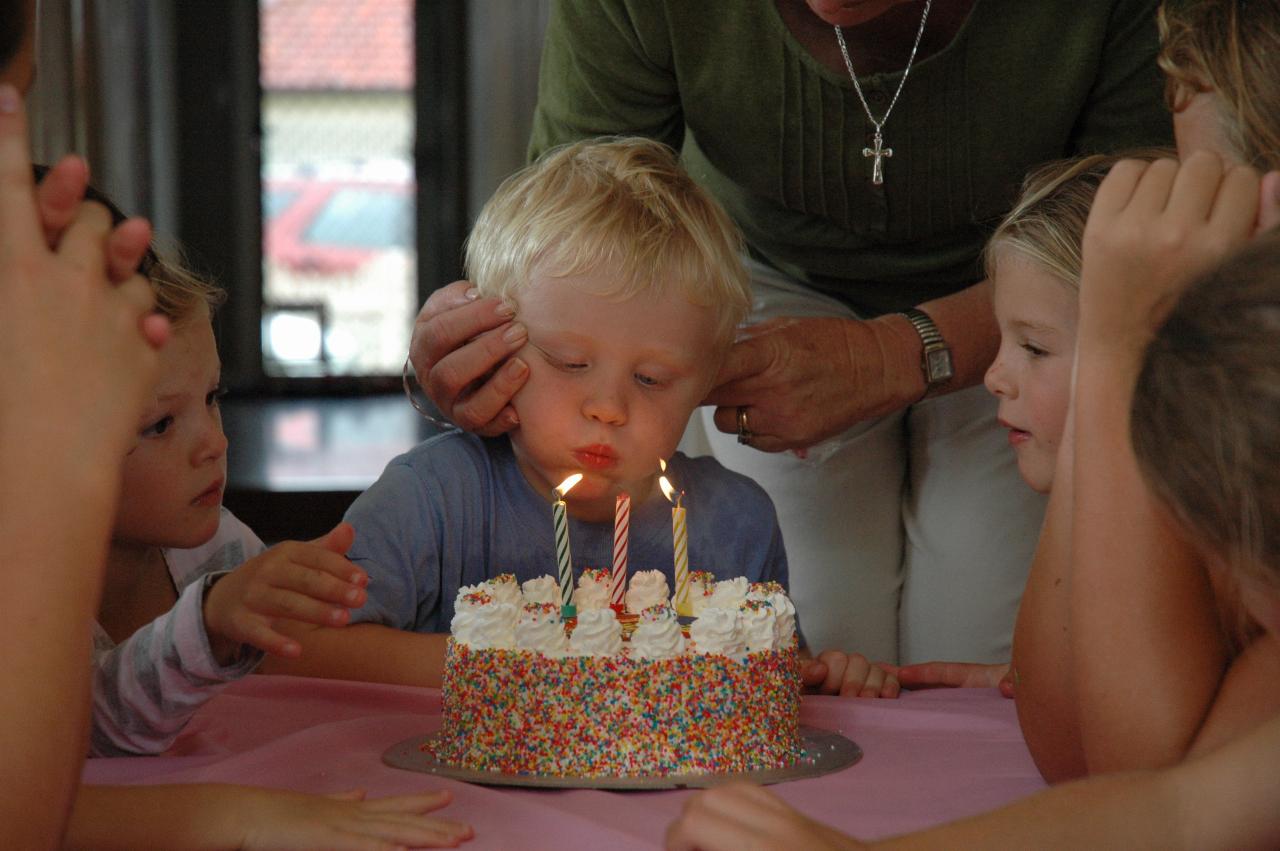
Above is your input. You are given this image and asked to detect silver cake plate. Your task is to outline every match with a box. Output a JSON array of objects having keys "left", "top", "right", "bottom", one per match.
[{"left": 382, "top": 725, "right": 861, "bottom": 790}]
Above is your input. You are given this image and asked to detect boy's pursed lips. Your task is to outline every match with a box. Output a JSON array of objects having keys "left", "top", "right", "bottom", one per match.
[{"left": 572, "top": 444, "right": 618, "bottom": 471}]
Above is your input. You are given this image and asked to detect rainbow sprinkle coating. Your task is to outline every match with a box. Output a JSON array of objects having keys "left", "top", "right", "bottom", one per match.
[{"left": 426, "top": 639, "right": 802, "bottom": 777}]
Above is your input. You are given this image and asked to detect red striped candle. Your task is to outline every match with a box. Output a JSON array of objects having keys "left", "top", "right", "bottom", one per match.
[{"left": 611, "top": 492, "right": 630, "bottom": 612}]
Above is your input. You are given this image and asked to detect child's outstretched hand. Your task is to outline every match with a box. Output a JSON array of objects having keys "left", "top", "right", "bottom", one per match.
[
  {"left": 203, "top": 522, "right": 368, "bottom": 663},
  {"left": 801, "top": 649, "right": 900, "bottom": 698},
  {"left": 238, "top": 787, "right": 472, "bottom": 850},
  {"left": 1079, "top": 151, "right": 1260, "bottom": 351},
  {"left": 882, "top": 661, "right": 1015, "bottom": 699},
  {"left": 666, "top": 783, "right": 862, "bottom": 851}
]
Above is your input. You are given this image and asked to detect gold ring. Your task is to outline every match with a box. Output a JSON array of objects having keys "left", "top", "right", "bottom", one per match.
[{"left": 736, "top": 406, "right": 753, "bottom": 445}]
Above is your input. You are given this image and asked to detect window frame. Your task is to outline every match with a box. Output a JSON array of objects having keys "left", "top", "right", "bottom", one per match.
[{"left": 172, "top": 1, "right": 468, "bottom": 396}]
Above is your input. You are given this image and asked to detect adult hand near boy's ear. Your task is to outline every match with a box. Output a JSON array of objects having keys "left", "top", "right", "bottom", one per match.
[
  {"left": 203, "top": 522, "right": 369, "bottom": 665},
  {"left": 409, "top": 279, "right": 528, "bottom": 435}
]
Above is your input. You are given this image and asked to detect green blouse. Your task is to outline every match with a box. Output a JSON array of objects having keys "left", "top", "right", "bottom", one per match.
[{"left": 530, "top": 0, "right": 1172, "bottom": 315}]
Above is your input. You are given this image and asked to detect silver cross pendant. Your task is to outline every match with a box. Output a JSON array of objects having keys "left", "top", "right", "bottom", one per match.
[{"left": 862, "top": 132, "right": 892, "bottom": 186}]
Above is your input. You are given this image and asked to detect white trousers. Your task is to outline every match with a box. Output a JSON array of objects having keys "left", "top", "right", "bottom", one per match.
[{"left": 682, "top": 261, "right": 1045, "bottom": 664}]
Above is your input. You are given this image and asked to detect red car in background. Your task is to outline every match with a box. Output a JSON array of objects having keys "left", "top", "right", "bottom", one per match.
[{"left": 264, "top": 176, "right": 412, "bottom": 275}]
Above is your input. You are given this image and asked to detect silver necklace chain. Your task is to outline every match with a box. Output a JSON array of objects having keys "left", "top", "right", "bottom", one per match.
[{"left": 834, "top": 0, "right": 932, "bottom": 185}]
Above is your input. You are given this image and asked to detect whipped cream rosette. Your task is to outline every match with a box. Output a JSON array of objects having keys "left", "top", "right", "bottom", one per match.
[
  {"left": 515, "top": 601, "right": 567, "bottom": 654},
  {"left": 521, "top": 574, "right": 559, "bottom": 605},
  {"left": 485, "top": 573, "right": 523, "bottom": 608},
  {"left": 627, "top": 604, "right": 686, "bottom": 660},
  {"left": 749, "top": 581, "right": 796, "bottom": 646},
  {"left": 573, "top": 567, "right": 612, "bottom": 611},
  {"left": 688, "top": 605, "right": 745, "bottom": 660},
  {"left": 687, "top": 570, "right": 717, "bottom": 615},
  {"left": 451, "top": 585, "right": 517, "bottom": 649},
  {"left": 624, "top": 569, "right": 669, "bottom": 612},
  {"left": 739, "top": 598, "right": 778, "bottom": 652},
  {"left": 566, "top": 607, "right": 623, "bottom": 656},
  {"left": 707, "top": 576, "right": 749, "bottom": 610}
]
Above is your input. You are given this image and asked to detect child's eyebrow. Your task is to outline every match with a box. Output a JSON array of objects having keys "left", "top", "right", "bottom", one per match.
[{"left": 1009, "top": 318, "right": 1063, "bottom": 334}]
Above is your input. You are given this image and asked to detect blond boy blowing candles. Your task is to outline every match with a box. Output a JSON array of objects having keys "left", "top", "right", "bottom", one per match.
[{"left": 267, "top": 137, "right": 794, "bottom": 685}]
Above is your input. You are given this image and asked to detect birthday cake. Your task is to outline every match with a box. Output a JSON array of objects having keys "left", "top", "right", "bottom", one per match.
[{"left": 425, "top": 569, "right": 802, "bottom": 777}]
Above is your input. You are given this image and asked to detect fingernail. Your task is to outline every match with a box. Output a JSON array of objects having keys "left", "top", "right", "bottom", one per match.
[
  {"left": 0, "top": 84, "right": 19, "bottom": 114},
  {"left": 330, "top": 608, "right": 347, "bottom": 624},
  {"left": 506, "top": 410, "right": 520, "bottom": 428},
  {"left": 345, "top": 588, "right": 362, "bottom": 605},
  {"left": 495, "top": 301, "right": 516, "bottom": 318},
  {"left": 503, "top": 322, "right": 526, "bottom": 344},
  {"left": 505, "top": 356, "right": 528, "bottom": 377},
  {"left": 464, "top": 286, "right": 479, "bottom": 301}
]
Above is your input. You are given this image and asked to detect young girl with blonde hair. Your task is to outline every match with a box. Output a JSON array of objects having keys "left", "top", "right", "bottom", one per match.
[{"left": 1014, "top": 0, "right": 1280, "bottom": 782}]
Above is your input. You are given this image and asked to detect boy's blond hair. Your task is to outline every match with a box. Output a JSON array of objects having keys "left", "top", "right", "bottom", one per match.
[
  {"left": 465, "top": 137, "right": 751, "bottom": 344},
  {"left": 985, "top": 149, "right": 1175, "bottom": 289},
  {"left": 1158, "top": 0, "right": 1280, "bottom": 170}
]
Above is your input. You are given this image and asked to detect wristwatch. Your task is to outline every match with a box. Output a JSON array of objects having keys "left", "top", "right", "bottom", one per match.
[{"left": 900, "top": 307, "right": 954, "bottom": 392}]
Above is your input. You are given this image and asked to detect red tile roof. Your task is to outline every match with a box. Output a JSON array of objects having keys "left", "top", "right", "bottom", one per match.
[{"left": 261, "top": 0, "right": 412, "bottom": 91}]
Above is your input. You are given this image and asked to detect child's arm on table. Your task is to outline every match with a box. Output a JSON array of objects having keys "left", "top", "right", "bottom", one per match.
[
  {"left": 883, "top": 661, "right": 1013, "bottom": 698},
  {"left": 800, "top": 649, "right": 900, "bottom": 698},
  {"left": 262, "top": 621, "right": 451, "bottom": 687},
  {"left": 66, "top": 784, "right": 472, "bottom": 850},
  {"left": 1068, "top": 153, "right": 1257, "bottom": 773},
  {"left": 90, "top": 523, "right": 370, "bottom": 756},
  {"left": 665, "top": 713, "right": 1280, "bottom": 851}
]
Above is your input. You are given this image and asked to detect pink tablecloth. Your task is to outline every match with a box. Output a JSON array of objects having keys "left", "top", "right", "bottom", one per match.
[{"left": 82, "top": 676, "right": 1045, "bottom": 849}]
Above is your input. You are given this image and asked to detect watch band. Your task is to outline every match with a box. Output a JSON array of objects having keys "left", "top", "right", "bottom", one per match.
[{"left": 899, "top": 307, "right": 954, "bottom": 390}]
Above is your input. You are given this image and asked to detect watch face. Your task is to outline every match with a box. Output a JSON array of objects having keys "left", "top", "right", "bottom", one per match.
[{"left": 926, "top": 348, "right": 954, "bottom": 383}]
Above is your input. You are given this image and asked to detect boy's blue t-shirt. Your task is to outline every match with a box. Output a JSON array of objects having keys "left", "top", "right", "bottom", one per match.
[{"left": 344, "top": 432, "right": 790, "bottom": 633}]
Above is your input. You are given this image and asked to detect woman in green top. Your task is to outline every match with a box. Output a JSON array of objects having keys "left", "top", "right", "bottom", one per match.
[{"left": 409, "top": 0, "right": 1172, "bottom": 667}]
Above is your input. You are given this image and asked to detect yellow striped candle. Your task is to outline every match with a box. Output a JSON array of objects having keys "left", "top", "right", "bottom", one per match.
[
  {"left": 659, "top": 469, "right": 691, "bottom": 617},
  {"left": 672, "top": 493, "right": 690, "bottom": 616}
]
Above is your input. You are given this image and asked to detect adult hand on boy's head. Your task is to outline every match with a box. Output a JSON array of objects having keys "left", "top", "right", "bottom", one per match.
[
  {"left": 0, "top": 85, "right": 166, "bottom": 462},
  {"left": 801, "top": 649, "right": 901, "bottom": 699},
  {"left": 1078, "top": 152, "right": 1260, "bottom": 353},
  {"left": 409, "top": 279, "right": 528, "bottom": 435},
  {"left": 203, "top": 522, "right": 369, "bottom": 665}
]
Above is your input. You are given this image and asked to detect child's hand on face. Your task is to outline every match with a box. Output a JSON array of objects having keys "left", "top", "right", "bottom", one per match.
[
  {"left": 667, "top": 783, "right": 863, "bottom": 851},
  {"left": 800, "top": 650, "right": 901, "bottom": 698},
  {"left": 882, "top": 661, "right": 1015, "bottom": 699},
  {"left": 235, "top": 787, "right": 472, "bottom": 850},
  {"left": 203, "top": 522, "right": 368, "bottom": 664},
  {"left": 1079, "top": 152, "right": 1260, "bottom": 352}
]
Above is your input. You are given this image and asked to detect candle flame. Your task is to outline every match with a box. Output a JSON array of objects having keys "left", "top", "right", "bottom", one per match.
[
  {"left": 555, "top": 473, "right": 584, "bottom": 498},
  {"left": 659, "top": 475, "right": 675, "bottom": 503}
]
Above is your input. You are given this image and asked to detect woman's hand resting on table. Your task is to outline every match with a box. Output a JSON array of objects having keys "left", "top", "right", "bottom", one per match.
[
  {"left": 666, "top": 783, "right": 862, "bottom": 851},
  {"left": 203, "top": 522, "right": 368, "bottom": 664},
  {"left": 705, "top": 316, "right": 921, "bottom": 453}
]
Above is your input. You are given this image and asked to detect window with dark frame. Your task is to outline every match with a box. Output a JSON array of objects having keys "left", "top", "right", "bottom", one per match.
[{"left": 171, "top": 0, "right": 467, "bottom": 396}]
